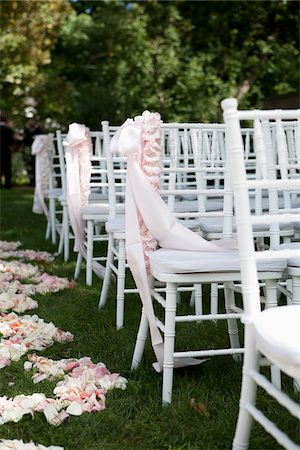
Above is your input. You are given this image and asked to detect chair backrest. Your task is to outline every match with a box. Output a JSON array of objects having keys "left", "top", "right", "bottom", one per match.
[
  {"left": 56, "top": 128, "right": 109, "bottom": 203},
  {"left": 88, "top": 131, "right": 109, "bottom": 199},
  {"left": 101, "top": 120, "right": 126, "bottom": 218},
  {"left": 222, "top": 98, "right": 300, "bottom": 318},
  {"left": 55, "top": 130, "right": 67, "bottom": 198}
]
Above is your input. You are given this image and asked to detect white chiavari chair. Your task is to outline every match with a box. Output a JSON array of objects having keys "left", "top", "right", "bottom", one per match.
[
  {"left": 222, "top": 97, "right": 300, "bottom": 450},
  {"left": 107, "top": 111, "right": 289, "bottom": 405}
]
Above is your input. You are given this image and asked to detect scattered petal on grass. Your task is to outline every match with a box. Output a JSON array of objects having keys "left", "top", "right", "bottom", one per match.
[
  {"left": 190, "top": 398, "right": 209, "bottom": 416},
  {"left": 0, "top": 438, "right": 64, "bottom": 449},
  {"left": 0, "top": 312, "right": 74, "bottom": 367},
  {"left": 0, "top": 241, "right": 22, "bottom": 251},
  {"left": 0, "top": 243, "right": 127, "bottom": 427}
]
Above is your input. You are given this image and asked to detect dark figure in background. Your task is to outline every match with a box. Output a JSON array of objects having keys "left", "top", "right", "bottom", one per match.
[
  {"left": 23, "top": 118, "right": 43, "bottom": 186},
  {"left": 0, "top": 112, "right": 14, "bottom": 189}
]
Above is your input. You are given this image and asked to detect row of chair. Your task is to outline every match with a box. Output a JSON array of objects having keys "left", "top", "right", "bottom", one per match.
[{"left": 32, "top": 100, "right": 300, "bottom": 449}]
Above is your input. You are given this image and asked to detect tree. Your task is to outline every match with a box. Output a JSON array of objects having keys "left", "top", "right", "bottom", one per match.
[
  {"left": 1, "top": 0, "right": 298, "bottom": 128},
  {"left": 0, "top": 0, "right": 71, "bottom": 125}
]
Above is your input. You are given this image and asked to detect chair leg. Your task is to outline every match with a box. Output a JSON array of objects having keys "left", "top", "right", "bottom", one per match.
[
  {"left": 232, "top": 327, "right": 258, "bottom": 450},
  {"left": 162, "top": 282, "right": 177, "bottom": 404},
  {"left": 57, "top": 225, "right": 64, "bottom": 256},
  {"left": 49, "top": 198, "right": 57, "bottom": 245},
  {"left": 74, "top": 252, "right": 83, "bottom": 280},
  {"left": 63, "top": 205, "right": 69, "bottom": 262},
  {"left": 131, "top": 307, "right": 149, "bottom": 369},
  {"left": 224, "top": 282, "right": 241, "bottom": 361},
  {"left": 210, "top": 282, "right": 219, "bottom": 317},
  {"left": 291, "top": 273, "right": 300, "bottom": 391},
  {"left": 86, "top": 219, "right": 93, "bottom": 286},
  {"left": 291, "top": 273, "right": 300, "bottom": 305},
  {"left": 116, "top": 237, "right": 126, "bottom": 329},
  {"left": 45, "top": 220, "right": 51, "bottom": 240},
  {"left": 194, "top": 283, "right": 202, "bottom": 316},
  {"left": 98, "top": 233, "right": 114, "bottom": 309},
  {"left": 265, "top": 279, "right": 281, "bottom": 389}
]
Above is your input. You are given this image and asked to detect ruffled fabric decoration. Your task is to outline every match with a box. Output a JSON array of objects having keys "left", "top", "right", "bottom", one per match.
[
  {"left": 110, "top": 110, "right": 237, "bottom": 371},
  {"left": 32, "top": 134, "right": 53, "bottom": 216},
  {"left": 63, "top": 123, "right": 105, "bottom": 278}
]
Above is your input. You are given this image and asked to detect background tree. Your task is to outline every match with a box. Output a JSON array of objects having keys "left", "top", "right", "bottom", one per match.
[
  {"left": 0, "top": 0, "right": 71, "bottom": 126},
  {"left": 0, "top": 0, "right": 299, "bottom": 129}
]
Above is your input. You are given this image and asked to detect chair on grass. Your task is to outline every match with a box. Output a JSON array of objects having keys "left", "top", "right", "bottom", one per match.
[
  {"left": 62, "top": 123, "right": 111, "bottom": 283},
  {"left": 57, "top": 128, "right": 110, "bottom": 272},
  {"left": 98, "top": 120, "right": 236, "bottom": 328},
  {"left": 222, "top": 97, "right": 300, "bottom": 450},
  {"left": 97, "top": 120, "right": 128, "bottom": 329},
  {"left": 110, "top": 110, "right": 288, "bottom": 404},
  {"left": 46, "top": 132, "right": 66, "bottom": 248}
]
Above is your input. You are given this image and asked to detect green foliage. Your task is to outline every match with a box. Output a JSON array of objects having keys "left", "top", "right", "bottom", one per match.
[{"left": 0, "top": 0, "right": 299, "bottom": 128}]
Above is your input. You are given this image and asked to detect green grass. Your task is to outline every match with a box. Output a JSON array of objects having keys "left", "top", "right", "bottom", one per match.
[{"left": 0, "top": 188, "right": 299, "bottom": 450}]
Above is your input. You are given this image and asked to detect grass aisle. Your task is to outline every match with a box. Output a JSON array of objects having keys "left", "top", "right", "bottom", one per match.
[{"left": 0, "top": 188, "right": 298, "bottom": 450}]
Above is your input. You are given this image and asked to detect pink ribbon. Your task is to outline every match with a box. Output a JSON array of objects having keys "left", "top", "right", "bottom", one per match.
[
  {"left": 63, "top": 123, "right": 105, "bottom": 278},
  {"left": 32, "top": 134, "right": 53, "bottom": 217}
]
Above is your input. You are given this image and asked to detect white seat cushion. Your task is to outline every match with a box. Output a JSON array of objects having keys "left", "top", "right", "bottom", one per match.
[
  {"left": 254, "top": 305, "right": 300, "bottom": 372},
  {"left": 149, "top": 248, "right": 286, "bottom": 274},
  {"left": 174, "top": 199, "right": 223, "bottom": 213},
  {"left": 277, "top": 242, "right": 300, "bottom": 267},
  {"left": 89, "top": 192, "right": 109, "bottom": 202},
  {"left": 105, "top": 215, "right": 125, "bottom": 233},
  {"left": 80, "top": 203, "right": 109, "bottom": 218},
  {"left": 200, "top": 217, "right": 294, "bottom": 234}
]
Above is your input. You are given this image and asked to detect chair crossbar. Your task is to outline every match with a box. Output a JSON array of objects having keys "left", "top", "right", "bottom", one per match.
[
  {"left": 174, "top": 347, "right": 244, "bottom": 359},
  {"left": 238, "top": 109, "right": 300, "bottom": 121},
  {"left": 175, "top": 312, "right": 243, "bottom": 322},
  {"left": 245, "top": 404, "right": 300, "bottom": 450},
  {"left": 249, "top": 369, "right": 300, "bottom": 419}
]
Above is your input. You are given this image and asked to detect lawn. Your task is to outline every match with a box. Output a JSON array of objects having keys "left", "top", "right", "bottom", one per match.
[{"left": 0, "top": 188, "right": 298, "bottom": 450}]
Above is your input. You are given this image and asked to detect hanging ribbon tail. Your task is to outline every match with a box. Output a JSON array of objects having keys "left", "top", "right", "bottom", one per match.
[
  {"left": 32, "top": 134, "right": 52, "bottom": 217},
  {"left": 125, "top": 175, "right": 164, "bottom": 369},
  {"left": 32, "top": 154, "right": 49, "bottom": 217},
  {"left": 64, "top": 123, "right": 106, "bottom": 279}
]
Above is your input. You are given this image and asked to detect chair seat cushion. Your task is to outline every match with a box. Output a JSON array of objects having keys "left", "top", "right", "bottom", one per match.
[
  {"left": 254, "top": 305, "right": 300, "bottom": 370},
  {"left": 277, "top": 242, "right": 300, "bottom": 267},
  {"left": 105, "top": 215, "right": 125, "bottom": 233},
  {"left": 174, "top": 199, "right": 223, "bottom": 213},
  {"left": 199, "top": 217, "right": 294, "bottom": 234},
  {"left": 80, "top": 203, "right": 109, "bottom": 219},
  {"left": 149, "top": 248, "right": 286, "bottom": 274},
  {"left": 89, "top": 192, "right": 109, "bottom": 202}
]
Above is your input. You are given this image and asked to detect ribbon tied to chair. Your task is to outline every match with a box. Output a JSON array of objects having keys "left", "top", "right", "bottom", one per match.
[
  {"left": 32, "top": 134, "right": 53, "bottom": 217},
  {"left": 111, "top": 110, "right": 237, "bottom": 371},
  {"left": 63, "top": 123, "right": 106, "bottom": 278}
]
